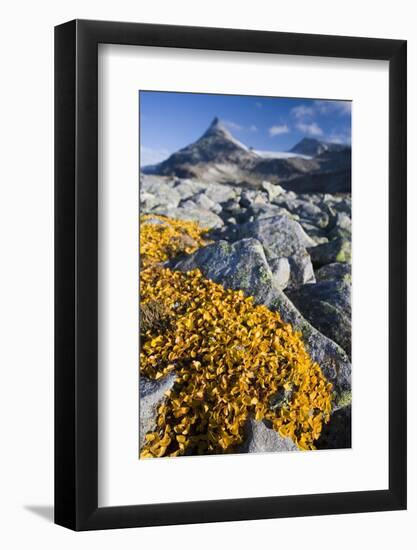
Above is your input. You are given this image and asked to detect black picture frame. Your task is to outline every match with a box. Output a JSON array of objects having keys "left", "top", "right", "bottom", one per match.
[{"left": 55, "top": 19, "right": 407, "bottom": 531}]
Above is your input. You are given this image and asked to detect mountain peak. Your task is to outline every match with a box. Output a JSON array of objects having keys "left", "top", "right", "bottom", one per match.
[
  {"left": 290, "top": 137, "right": 328, "bottom": 157},
  {"left": 200, "top": 117, "right": 252, "bottom": 154},
  {"left": 202, "top": 116, "right": 228, "bottom": 137}
]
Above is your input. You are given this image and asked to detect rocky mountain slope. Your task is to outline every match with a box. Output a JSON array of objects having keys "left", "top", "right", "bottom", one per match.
[{"left": 143, "top": 118, "right": 351, "bottom": 193}]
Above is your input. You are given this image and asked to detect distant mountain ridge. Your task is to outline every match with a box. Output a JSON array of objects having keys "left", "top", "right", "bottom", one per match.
[
  {"left": 290, "top": 137, "right": 349, "bottom": 157},
  {"left": 143, "top": 117, "right": 351, "bottom": 193}
]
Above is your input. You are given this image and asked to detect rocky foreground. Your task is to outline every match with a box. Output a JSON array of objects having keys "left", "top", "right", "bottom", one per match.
[{"left": 139, "top": 174, "right": 352, "bottom": 456}]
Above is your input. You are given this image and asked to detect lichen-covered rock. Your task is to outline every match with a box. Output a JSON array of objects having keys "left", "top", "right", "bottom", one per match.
[
  {"left": 170, "top": 238, "right": 280, "bottom": 306},
  {"left": 140, "top": 175, "right": 181, "bottom": 210},
  {"left": 286, "top": 280, "right": 351, "bottom": 358},
  {"left": 215, "top": 215, "right": 316, "bottom": 288},
  {"left": 261, "top": 180, "right": 285, "bottom": 201},
  {"left": 170, "top": 238, "right": 351, "bottom": 395},
  {"left": 186, "top": 192, "right": 222, "bottom": 214},
  {"left": 243, "top": 203, "right": 294, "bottom": 223},
  {"left": 283, "top": 199, "right": 329, "bottom": 229},
  {"left": 139, "top": 373, "right": 177, "bottom": 449},
  {"left": 203, "top": 182, "right": 237, "bottom": 204},
  {"left": 331, "top": 211, "right": 352, "bottom": 232},
  {"left": 239, "top": 418, "right": 298, "bottom": 453},
  {"left": 153, "top": 204, "right": 224, "bottom": 229},
  {"left": 271, "top": 190, "right": 297, "bottom": 205},
  {"left": 172, "top": 178, "right": 206, "bottom": 200},
  {"left": 287, "top": 249, "right": 316, "bottom": 288},
  {"left": 262, "top": 245, "right": 315, "bottom": 291},
  {"left": 309, "top": 237, "right": 351, "bottom": 267},
  {"left": 234, "top": 215, "right": 316, "bottom": 257},
  {"left": 327, "top": 226, "right": 352, "bottom": 241},
  {"left": 315, "top": 262, "right": 351, "bottom": 283},
  {"left": 298, "top": 220, "right": 329, "bottom": 244}
]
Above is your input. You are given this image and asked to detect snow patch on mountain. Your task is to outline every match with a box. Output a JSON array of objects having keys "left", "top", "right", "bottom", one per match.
[{"left": 254, "top": 150, "right": 312, "bottom": 160}]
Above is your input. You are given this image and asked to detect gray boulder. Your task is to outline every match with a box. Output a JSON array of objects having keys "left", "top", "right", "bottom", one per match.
[
  {"left": 140, "top": 188, "right": 181, "bottom": 212},
  {"left": 203, "top": 182, "right": 237, "bottom": 204},
  {"left": 243, "top": 203, "right": 294, "bottom": 223},
  {"left": 327, "top": 226, "right": 351, "bottom": 241},
  {"left": 234, "top": 215, "right": 316, "bottom": 258},
  {"left": 309, "top": 238, "right": 351, "bottom": 267},
  {"left": 140, "top": 192, "right": 165, "bottom": 212},
  {"left": 171, "top": 238, "right": 281, "bottom": 306},
  {"left": 316, "top": 262, "right": 351, "bottom": 283},
  {"left": 170, "top": 238, "right": 351, "bottom": 395},
  {"left": 239, "top": 190, "right": 267, "bottom": 208},
  {"left": 239, "top": 418, "right": 298, "bottom": 453},
  {"left": 172, "top": 178, "right": 206, "bottom": 200},
  {"left": 213, "top": 215, "right": 318, "bottom": 287},
  {"left": 140, "top": 175, "right": 181, "bottom": 210},
  {"left": 139, "top": 373, "right": 177, "bottom": 449},
  {"left": 332, "top": 211, "right": 351, "bottom": 231},
  {"left": 326, "top": 196, "right": 351, "bottom": 216},
  {"left": 271, "top": 190, "right": 297, "bottom": 205},
  {"left": 261, "top": 180, "right": 285, "bottom": 201},
  {"left": 140, "top": 216, "right": 171, "bottom": 227},
  {"left": 286, "top": 280, "right": 351, "bottom": 357},
  {"left": 287, "top": 249, "right": 316, "bottom": 288},
  {"left": 268, "top": 257, "right": 290, "bottom": 289},
  {"left": 154, "top": 204, "right": 224, "bottom": 229},
  {"left": 188, "top": 192, "right": 222, "bottom": 214},
  {"left": 298, "top": 220, "right": 329, "bottom": 245},
  {"left": 231, "top": 215, "right": 317, "bottom": 290},
  {"left": 316, "top": 405, "right": 351, "bottom": 450},
  {"left": 284, "top": 199, "right": 329, "bottom": 229},
  {"left": 222, "top": 198, "right": 241, "bottom": 213}
]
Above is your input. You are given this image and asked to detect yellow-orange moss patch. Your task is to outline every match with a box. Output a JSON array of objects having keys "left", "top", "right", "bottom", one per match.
[
  {"left": 140, "top": 260, "right": 333, "bottom": 458},
  {"left": 140, "top": 214, "right": 210, "bottom": 268}
]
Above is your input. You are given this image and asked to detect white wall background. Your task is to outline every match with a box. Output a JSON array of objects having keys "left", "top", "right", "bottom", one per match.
[{"left": 0, "top": 1, "right": 414, "bottom": 548}]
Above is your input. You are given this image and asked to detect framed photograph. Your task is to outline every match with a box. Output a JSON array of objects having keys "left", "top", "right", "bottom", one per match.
[{"left": 55, "top": 19, "right": 407, "bottom": 530}]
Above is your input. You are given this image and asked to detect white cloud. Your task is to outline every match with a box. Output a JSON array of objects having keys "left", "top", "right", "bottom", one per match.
[
  {"left": 291, "top": 105, "right": 314, "bottom": 119},
  {"left": 224, "top": 120, "right": 258, "bottom": 133},
  {"left": 140, "top": 146, "right": 170, "bottom": 166},
  {"left": 223, "top": 120, "right": 243, "bottom": 132},
  {"left": 269, "top": 124, "right": 290, "bottom": 137},
  {"left": 296, "top": 121, "right": 323, "bottom": 136},
  {"left": 314, "top": 100, "right": 351, "bottom": 116},
  {"left": 326, "top": 131, "right": 351, "bottom": 145},
  {"left": 327, "top": 135, "right": 343, "bottom": 144}
]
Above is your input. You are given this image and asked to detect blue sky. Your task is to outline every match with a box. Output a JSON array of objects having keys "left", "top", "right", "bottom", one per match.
[{"left": 140, "top": 91, "right": 351, "bottom": 166}]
